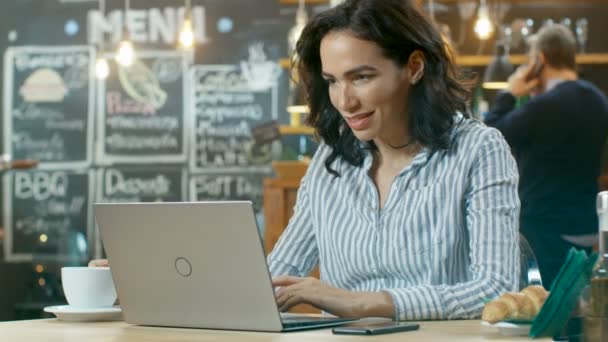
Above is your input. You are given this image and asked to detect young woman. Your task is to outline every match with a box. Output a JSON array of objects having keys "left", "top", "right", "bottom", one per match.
[{"left": 268, "top": 0, "right": 520, "bottom": 320}]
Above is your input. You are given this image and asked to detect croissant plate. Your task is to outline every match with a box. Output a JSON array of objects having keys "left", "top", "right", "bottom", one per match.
[{"left": 481, "top": 285, "right": 549, "bottom": 324}]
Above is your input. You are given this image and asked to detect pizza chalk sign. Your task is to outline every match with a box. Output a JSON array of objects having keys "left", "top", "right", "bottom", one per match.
[{"left": 97, "top": 51, "right": 188, "bottom": 163}]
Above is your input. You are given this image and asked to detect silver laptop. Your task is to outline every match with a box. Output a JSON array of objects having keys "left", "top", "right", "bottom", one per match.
[{"left": 94, "top": 201, "right": 355, "bottom": 332}]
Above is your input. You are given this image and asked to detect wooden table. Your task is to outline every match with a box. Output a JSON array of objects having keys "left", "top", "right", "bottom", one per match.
[{"left": 0, "top": 319, "right": 550, "bottom": 341}]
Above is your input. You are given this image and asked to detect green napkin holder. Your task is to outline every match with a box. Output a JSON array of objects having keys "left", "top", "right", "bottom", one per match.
[{"left": 530, "top": 248, "right": 598, "bottom": 338}]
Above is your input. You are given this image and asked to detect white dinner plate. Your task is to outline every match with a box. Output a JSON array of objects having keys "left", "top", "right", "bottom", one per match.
[
  {"left": 44, "top": 305, "right": 123, "bottom": 322},
  {"left": 481, "top": 321, "right": 531, "bottom": 336}
]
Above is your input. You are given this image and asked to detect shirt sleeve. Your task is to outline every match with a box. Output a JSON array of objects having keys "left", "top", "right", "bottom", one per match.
[
  {"left": 267, "top": 162, "right": 319, "bottom": 278},
  {"left": 484, "top": 91, "right": 536, "bottom": 149},
  {"left": 384, "top": 128, "right": 521, "bottom": 320}
]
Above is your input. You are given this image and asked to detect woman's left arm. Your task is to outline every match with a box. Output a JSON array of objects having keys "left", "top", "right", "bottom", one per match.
[{"left": 382, "top": 128, "right": 521, "bottom": 320}]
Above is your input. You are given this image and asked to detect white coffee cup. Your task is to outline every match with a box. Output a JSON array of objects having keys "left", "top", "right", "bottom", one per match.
[{"left": 61, "top": 267, "right": 117, "bottom": 308}]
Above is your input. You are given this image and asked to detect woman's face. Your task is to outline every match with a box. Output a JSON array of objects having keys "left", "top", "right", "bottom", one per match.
[{"left": 320, "top": 30, "right": 414, "bottom": 144}]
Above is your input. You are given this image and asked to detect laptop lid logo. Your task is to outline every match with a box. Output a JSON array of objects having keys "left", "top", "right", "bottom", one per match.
[{"left": 174, "top": 257, "right": 192, "bottom": 277}]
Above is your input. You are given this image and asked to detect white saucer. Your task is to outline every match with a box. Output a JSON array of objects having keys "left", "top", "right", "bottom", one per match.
[
  {"left": 481, "top": 321, "right": 531, "bottom": 336},
  {"left": 44, "top": 305, "right": 123, "bottom": 322}
]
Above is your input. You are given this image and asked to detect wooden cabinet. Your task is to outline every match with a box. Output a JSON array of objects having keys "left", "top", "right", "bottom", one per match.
[
  {"left": 263, "top": 175, "right": 320, "bottom": 313},
  {"left": 263, "top": 177, "right": 301, "bottom": 254}
]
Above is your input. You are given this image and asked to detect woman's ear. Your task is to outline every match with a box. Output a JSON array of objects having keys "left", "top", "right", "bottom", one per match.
[{"left": 407, "top": 50, "right": 425, "bottom": 85}]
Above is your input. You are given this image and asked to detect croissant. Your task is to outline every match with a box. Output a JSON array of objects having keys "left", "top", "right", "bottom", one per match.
[{"left": 481, "top": 285, "right": 549, "bottom": 324}]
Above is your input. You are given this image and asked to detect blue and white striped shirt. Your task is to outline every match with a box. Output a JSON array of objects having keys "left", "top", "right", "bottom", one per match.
[{"left": 268, "top": 118, "right": 520, "bottom": 320}]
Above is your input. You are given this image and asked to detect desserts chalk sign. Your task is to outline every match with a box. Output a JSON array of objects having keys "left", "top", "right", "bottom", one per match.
[
  {"left": 93, "top": 165, "right": 187, "bottom": 258},
  {"left": 3, "top": 46, "right": 95, "bottom": 168},
  {"left": 96, "top": 165, "right": 187, "bottom": 203}
]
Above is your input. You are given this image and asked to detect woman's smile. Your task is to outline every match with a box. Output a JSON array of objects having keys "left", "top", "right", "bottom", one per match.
[{"left": 344, "top": 111, "right": 374, "bottom": 130}]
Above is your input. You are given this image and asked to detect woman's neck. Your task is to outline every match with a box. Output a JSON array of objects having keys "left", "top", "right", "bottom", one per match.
[{"left": 373, "top": 139, "right": 421, "bottom": 172}]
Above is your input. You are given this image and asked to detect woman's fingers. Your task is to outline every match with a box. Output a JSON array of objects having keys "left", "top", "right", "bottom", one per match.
[
  {"left": 271, "top": 275, "right": 304, "bottom": 287},
  {"left": 88, "top": 259, "right": 109, "bottom": 267},
  {"left": 279, "top": 292, "right": 302, "bottom": 312},
  {"left": 275, "top": 280, "right": 308, "bottom": 311},
  {"left": 277, "top": 287, "right": 306, "bottom": 312}
]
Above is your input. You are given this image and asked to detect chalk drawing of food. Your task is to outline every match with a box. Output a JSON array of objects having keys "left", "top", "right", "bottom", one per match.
[
  {"left": 118, "top": 60, "right": 167, "bottom": 109},
  {"left": 19, "top": 68, "right": 68, "bottom": 103}
]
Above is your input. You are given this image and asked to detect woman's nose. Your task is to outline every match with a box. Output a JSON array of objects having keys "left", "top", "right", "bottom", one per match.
[{"left": 336, "top": 85, "right": 359, "bottom": 113}]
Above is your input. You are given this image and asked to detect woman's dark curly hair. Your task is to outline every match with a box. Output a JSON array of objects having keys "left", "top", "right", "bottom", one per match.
[{"left": 295, "top": 0, "right": 471, "bottom": 176}]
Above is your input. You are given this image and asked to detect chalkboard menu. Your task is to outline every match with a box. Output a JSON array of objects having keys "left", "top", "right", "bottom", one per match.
[
  {"left": 97, "top": 51, "right": 188, "bottom": 163},
  {"left": 189, "top": 172, "right": 267, "bottom": 214},
  {"left": 3, "top": 169, "right": 93, "bottom": 262},
  {"left": 3, "top": 46, "right": 94, "bottom": 168},
  {"left": 96, "top": 166, "right": 186, "bottom": 203},
  {"left": 189, "top": 62, "right": 280, "bottom": 172},
  {"left": 94, "top": 165, "right": 186, "bottom": 258}
]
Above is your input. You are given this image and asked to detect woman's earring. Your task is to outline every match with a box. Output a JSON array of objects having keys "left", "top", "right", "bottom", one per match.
[{"left": 411, "top": 72, "right": 422, "bottom": 85}]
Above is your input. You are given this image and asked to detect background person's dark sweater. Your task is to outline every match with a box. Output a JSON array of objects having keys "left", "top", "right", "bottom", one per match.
[{"left": 485, "top": 80, "right": 608, "bottom": 235}]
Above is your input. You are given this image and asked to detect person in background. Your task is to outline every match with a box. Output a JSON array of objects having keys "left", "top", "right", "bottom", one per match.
[
  {"left": 485, "top": 24, "right": 608, "bottom": 288},
  {"left": 267, "top": 0, "right": 520, "bottom": 320}
]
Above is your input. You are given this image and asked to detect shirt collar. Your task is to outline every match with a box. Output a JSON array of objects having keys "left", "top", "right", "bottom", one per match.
[
  {"left": 545, "top": 78, "right": 566, "bottom": 92},
  {"left": 360, "top": 143, "right": 431, "bottom": 177}
]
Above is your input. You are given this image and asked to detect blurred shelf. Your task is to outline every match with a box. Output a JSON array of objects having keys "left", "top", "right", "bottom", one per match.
[
  {"left": 280, "top": 54, "right": 608, "bottom": 68},
  {"left": 279, "top": 125, "right": 314, "bottom": 135},
  {"left": 457, "top": 53, "right": 608, "bottom": 66}
]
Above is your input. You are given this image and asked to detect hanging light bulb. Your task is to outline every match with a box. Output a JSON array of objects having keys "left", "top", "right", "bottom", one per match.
[
  {"left": 95, "top": 0, "right": 109, "bottom": 79},
  {"left": 116, "top": 36, "right": 135, "bottom": 66},
  {"left": 287, "top": 0, "right": 308, "bottom": 53},
  {"left": 179, "top": 19, "right": 194, "bottom": 48},
  {"left": 474, "top": 0, "right": 494, "bottom": 40},
  {"left": 115, "top": 0, "right": 135, "bottom": 67},
  {"left": 95, "top": 58, "right": 110, "bottom": 79},
  {"left": 179, "top": 0, "right": 195, "bottom": 49}
]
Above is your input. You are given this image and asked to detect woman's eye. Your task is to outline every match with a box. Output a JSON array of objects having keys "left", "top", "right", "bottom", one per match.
[
  {"left": 354, "top": 74, "right": 372, "bottom": 83},
  {"left": 324, "top": 78, "right": 336, "bottom": 86}
]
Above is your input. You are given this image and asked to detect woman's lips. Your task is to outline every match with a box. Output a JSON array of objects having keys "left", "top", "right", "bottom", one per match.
[{"left": 345, "top": 111, "right": 374, "bottom": 130}]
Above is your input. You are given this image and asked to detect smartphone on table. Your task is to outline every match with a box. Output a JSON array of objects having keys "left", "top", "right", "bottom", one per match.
[{"left": 332, "top": 321, "right": 420, "bottom": 335}]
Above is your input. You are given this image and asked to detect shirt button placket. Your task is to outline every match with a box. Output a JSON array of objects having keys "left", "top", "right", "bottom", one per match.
[{"left": 371, "top": 212, "right": 383, "bottom": 275}]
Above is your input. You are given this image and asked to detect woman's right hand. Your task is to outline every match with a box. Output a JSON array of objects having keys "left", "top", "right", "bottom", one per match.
[
  {"left": 88, "top": 259, "right": 109, "bottom": 267},
  {"left": 88, "top": 258, "right": 119, "bottom": 304}
]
